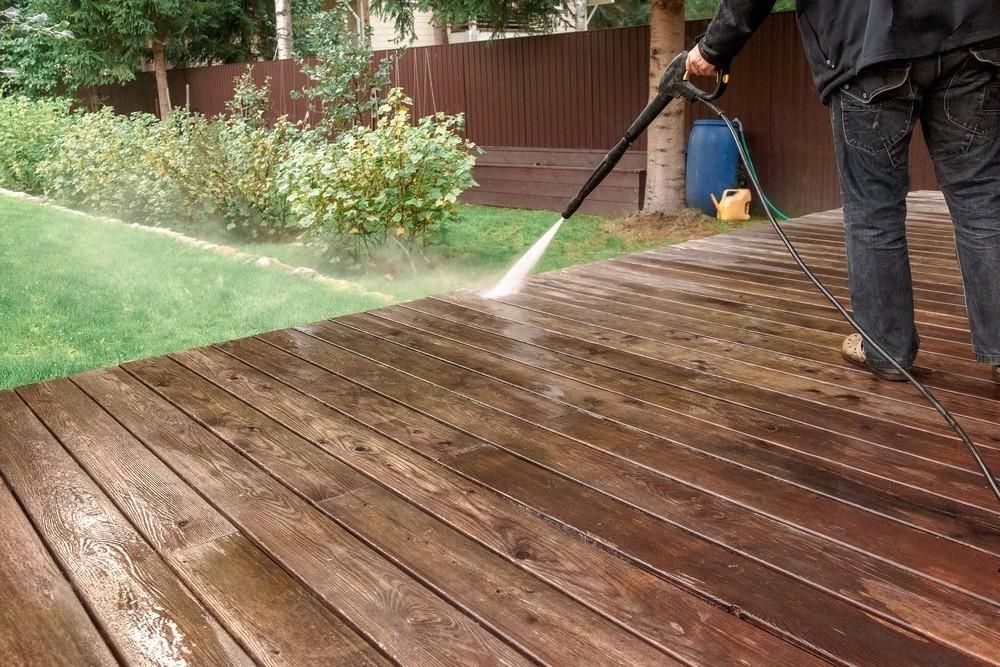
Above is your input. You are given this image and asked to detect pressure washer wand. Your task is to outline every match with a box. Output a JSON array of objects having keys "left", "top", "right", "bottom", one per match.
[{"left": 560, "top": 51, "right": 729, "bottom": 220}]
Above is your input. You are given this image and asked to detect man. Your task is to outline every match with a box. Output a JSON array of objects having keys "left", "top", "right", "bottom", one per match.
[{"left": 687, "top": 2, "right": 1000, "bottom": 383}]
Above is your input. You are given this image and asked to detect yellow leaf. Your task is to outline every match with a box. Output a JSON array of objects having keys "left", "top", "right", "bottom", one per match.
[{"left": 395, "top": 226, "right": 405, "bottom": 237}]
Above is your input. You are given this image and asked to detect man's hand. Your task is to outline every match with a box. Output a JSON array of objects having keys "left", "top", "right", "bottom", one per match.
[{"left": 686, "top": 44, "right": 718, "bottom": 77}]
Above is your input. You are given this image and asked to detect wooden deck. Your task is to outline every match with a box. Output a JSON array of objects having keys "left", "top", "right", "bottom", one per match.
[{"left": 2, "top": 191, "right": 999, "bottom": 666}]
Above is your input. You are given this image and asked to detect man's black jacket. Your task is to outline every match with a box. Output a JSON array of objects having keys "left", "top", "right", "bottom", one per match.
[{"left": 699, "top": 1, "right": 1000, "bottom": 102}]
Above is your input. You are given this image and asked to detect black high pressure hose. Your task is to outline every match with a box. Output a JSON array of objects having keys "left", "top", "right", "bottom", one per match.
[{"left": 559, "top": 51, "right": 1000, "bottom": 512}]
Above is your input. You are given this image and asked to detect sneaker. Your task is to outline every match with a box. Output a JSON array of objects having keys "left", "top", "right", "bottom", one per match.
[{"left": 841, "top": 334, "right": 910, "bottom": 382}]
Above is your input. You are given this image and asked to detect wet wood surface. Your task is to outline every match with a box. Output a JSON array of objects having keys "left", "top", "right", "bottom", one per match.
[{"left": 2, "top": 191, "right": 998, "bottom": 665}]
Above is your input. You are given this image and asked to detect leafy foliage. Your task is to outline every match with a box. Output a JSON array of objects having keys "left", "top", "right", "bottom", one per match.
[
  {"left": 280, "top": 88, "right": 478, "bottom": 267},
  {"left": 0, "top": 94, "right": 73, "bottom": 192},
  {"left": 39, "top": 108, "right": 188, "bottom": 224},
  {"left": 38, "top": 76, "right": 303, "bottom": 234},
  {"left": 179, "top": 71, "right": 301, "bottom": 235},
  {"left": 372, "top": 0, "right": 566, "bottom": 37},
  {"left": 294, "top": 5, "right": 392, "bottom": 134},
  {"left": 590, "top": 0, "right": 796, "bottom": 26},
  {"left": 684, "top": 0, "right": 793, "bottom": 20},
  {"left": 0, "top": 5, "right": 74, "bottom": 96}
]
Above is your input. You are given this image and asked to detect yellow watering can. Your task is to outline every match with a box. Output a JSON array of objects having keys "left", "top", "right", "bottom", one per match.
[{"left": 710, "top": 188, "right": 752, "bottom": 221}]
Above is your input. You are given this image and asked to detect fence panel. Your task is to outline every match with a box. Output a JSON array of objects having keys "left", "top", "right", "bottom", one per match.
[{"left": 92, "top": 17, "right": 940, "bottom": 214}]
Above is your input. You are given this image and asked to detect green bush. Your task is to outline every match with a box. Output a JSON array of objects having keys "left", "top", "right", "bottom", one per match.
[
  {"left": 0, "top": 95, "right": 74, "bottom": 193},
  {"left": 150, "top": 74, "right": 302, "bottom": 237},
  {"left": 294, "top": 7, "right": 392, "bottom": 135},
  {"left": 280, "top": 88, "right": 478, "bottom": 267},
  {"left": 39, "top": 108, "right": 188, "bottom": 225},
  {"left": 37, "top": 78, "right": 301, "bottom": 234},
  {"left": 202, "top": 72, "right": 301, "bottom": 236}
]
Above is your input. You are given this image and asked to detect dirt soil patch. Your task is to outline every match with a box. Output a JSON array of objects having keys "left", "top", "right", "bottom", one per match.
[{"left": 601, "top": 208, "right": 756, "bottom": 246}]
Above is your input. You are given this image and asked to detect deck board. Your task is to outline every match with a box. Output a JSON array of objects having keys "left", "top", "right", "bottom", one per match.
[{"left": 2, "top": 191, "right": 999, "bottom": 665}]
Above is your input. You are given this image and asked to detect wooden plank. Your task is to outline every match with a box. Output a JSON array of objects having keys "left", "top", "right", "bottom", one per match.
[
  {"left": 323, "top": 485, "right": 674, "bottom": 666},
  {"left": 609, "top": 247, "right": 965, "bottom": 318},
  {"left": 730, "top": 228, "right": 965, "bottom": 267},
  {"left": 254, "top": 324, "right": 999, "bottom": 666},
  {"left": 191, "top": 342, "right": 480, "bottom": 462},
  {"left": 574, "top": 260, "right": 973, "bottom": 337},
  {"left": 304, "top": 319, "right": 1000, "bottom": 621},
  {"left": 0, "top": 476, "right": 117, "bottom": 667},
  {"left": 477, "top": 146, "right": 647, "bottom": 171},
  {"left": 686, "top": 233, "right": 966, "bottom": 284},
  {"left": 472, "top": 177, "right": 639, "bottom": 201},
  {"left": 18, "top": 378, "right": 388, "bottom": 667},
  {"left": 469, "top": 284, "right": 1000, "bottom": 448},
  {"left": 475, "top": 164, "right": 643, "bottom": 186},
  {"left": 72, "top": 367, "right": 529, "bottom": 666},
  {"left": 420, "top": 293, "right": 1000, "bottom": 515},
  {"left": 621, "top": 252, "right": 970, "bottom": 312},
  {"left": 0, "top": 390, "right": 253, "bottom": 666},
  {"left": 446, "top": 447, "right": 995, "bottom": 667},
  {"left": 529, "top": 274, "right": 992, "bottom": 396},
  {"left": 550, "top": 261, "right": 977, "bottom": 347},
  {"left": 460, "top": 189, "right": 633, "bottom": 216},
  {"left": 205, "top": 338, "right": 812, "bottom": 666},
  {"left": 122, "top": 355, "right": 678, "bottom": 665},
  {"left": 663, "top": 242, "right": 966, "bottom": 294},
  {"left": 664, "top": 234, "right": 965, "bottom": 283},
  {"left": 168, "top": 534, "right": 390, "bottom": 666},
  {"left": 338, "top": 302, "right": 990, "bottom": 516},
  {"left": 18, "top": 379, "right": 236, "bottom": 553}
]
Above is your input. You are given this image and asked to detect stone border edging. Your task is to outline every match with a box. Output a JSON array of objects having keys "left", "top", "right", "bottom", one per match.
[{"left": 1, "top": 188, "right": 396, "bottom": 303}]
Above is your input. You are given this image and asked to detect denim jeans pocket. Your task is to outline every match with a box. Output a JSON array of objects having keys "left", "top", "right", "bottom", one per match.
[
  {"left": 839, "top": 65, "right": 914, "bottom": 154},
  {"left": 946, "top": 47, "right": 1000, "bottom": 136}
]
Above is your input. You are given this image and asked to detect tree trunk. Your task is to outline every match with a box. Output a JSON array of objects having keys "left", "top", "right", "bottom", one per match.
[
  {"left": 643, "top": 0, "right": 686, "bottom": 213},
  {"left": 151, "top": 40, "right": 171, "bottom": 120},
  {"left": 275, "top": 0, "right": 294, "bottom": 59}
]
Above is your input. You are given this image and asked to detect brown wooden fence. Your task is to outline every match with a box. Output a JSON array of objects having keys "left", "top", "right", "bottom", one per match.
[{"left": 95, "top": 14, "right": 940, "bottom": 214}]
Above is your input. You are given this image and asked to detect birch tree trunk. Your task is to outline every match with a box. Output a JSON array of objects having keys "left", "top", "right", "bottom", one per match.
[
  {"left": 643, "top": 0, "right": 686, "bottom": 213},
  {"left": 151, "top": 39, "right": 171, "bottom": 120},
  {"left": 275, "top": 0, "right": 294, "bottom": 59}
]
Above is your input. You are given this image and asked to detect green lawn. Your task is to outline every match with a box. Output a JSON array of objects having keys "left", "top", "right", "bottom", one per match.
[
  {"left": 1, "top": 195, "right": 742, "bottom": 390},
  {"left": 0, "top": 196, "right": 391, "bottom": 390}
]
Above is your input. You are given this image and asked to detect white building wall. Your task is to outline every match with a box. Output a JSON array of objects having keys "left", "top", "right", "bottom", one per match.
[{"left": 369, "top": 10, "right": 443, "bottom": 49}]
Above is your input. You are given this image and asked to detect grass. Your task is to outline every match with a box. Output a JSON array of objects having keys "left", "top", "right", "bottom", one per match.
[
  {"left": 0, "top": 196, "right": 389, "bottom": 390},
  {"left": 1, "top": 195, "right": 755, "bottom": 390}
]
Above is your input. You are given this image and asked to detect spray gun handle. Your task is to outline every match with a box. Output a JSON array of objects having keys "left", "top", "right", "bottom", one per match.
[
  {"left": 659, "top": 50, "right": 731, "bottom": 103},
  {"left": 682, "top": 64, "right": 730, "bottom": 102}
]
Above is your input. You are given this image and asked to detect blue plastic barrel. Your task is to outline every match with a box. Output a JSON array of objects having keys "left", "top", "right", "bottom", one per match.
[{"left": 686, "top": 119, "right": 741, "bottom": 216}]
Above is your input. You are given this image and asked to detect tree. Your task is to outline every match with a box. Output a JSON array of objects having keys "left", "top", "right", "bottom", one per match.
[
  {"left": 643, "top": 0, "right": 685, "bottom": 212},
  {"left": 17, "top": 1, "right": 282, "bottom": 113},
  {"left": 0, "top": 5, "right": 74, "bottom": 96},
  {"left": 275, "top": 0, "right": 293, "bottom": 58}
]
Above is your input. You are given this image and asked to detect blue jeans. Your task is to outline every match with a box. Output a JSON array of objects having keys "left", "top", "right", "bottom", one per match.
[{"left": 830, "top": 39, "right": 1000, "bottom": 368}]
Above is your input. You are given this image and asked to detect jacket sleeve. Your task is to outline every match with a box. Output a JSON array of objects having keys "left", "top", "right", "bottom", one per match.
[{"left": 698, "top": 0, "right": 778, "bottom": 67}]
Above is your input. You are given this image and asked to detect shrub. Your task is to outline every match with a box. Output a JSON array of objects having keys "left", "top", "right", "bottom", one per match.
[
  {"left": 39, "top": 108, "right": 188, "bottom": 225},
  {"left": 38, "top": 72, "right": 301, "bottom": 234},
  {"left": 205, "top": 72, "right": 301, "bottom": 236},
  {"left": 294, "top": 5, "right": 392, "bottom": 134},
  {"left": 280, "top": 88, "right": 478, "bottom": 267},
  {"left": 153, "top": 74, "right": 302, "bottom": 236},
  {"left": 0, "top": 95, "right": 74, "bottom": 193}
]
